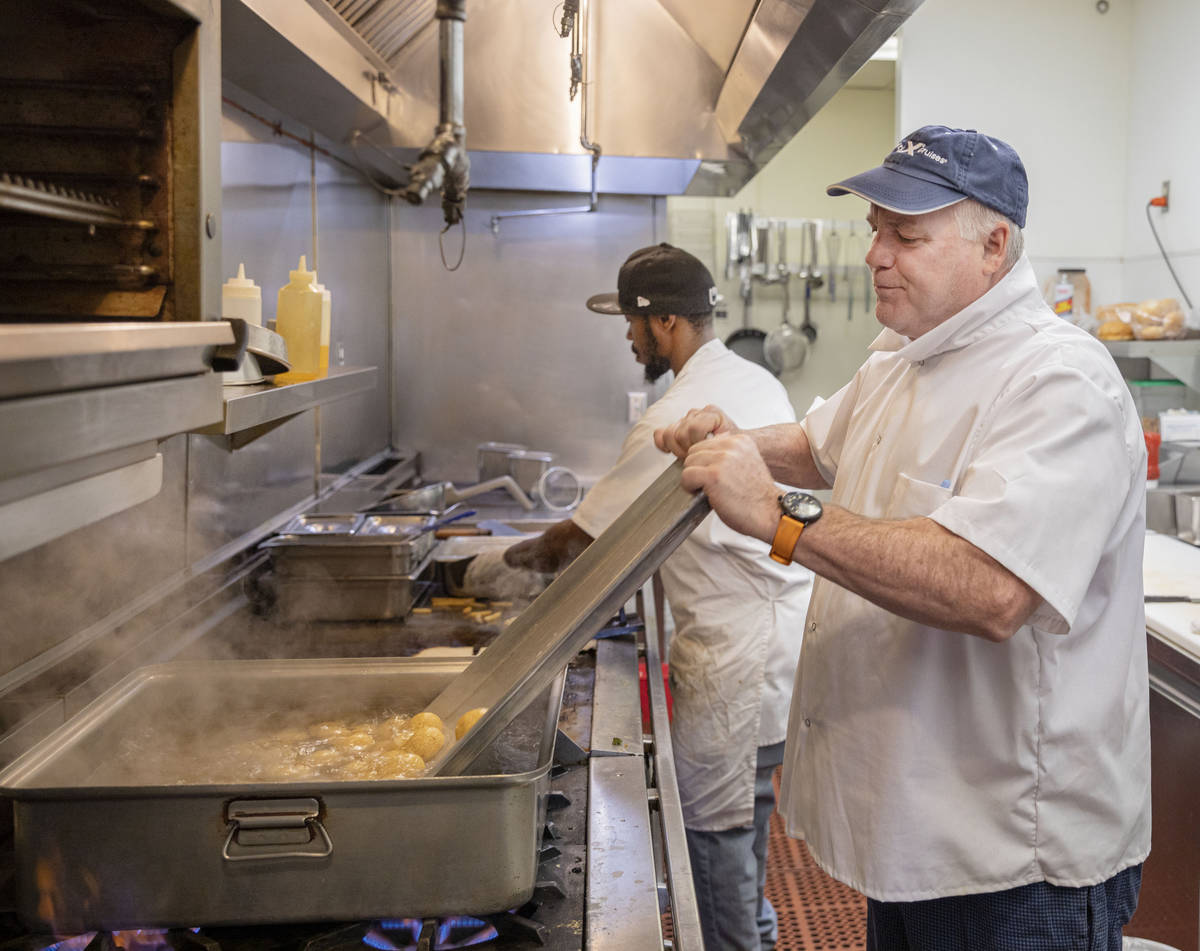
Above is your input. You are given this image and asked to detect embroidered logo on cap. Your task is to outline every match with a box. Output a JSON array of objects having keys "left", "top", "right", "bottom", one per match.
[
  {"left": 895, "top": 140, "right": 948, "bottom": 165},
  {"left": 637, "top": 296, "right": 650, "bottom": 307}
]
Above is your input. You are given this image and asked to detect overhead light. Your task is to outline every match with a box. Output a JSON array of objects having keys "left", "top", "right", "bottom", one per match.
[{"left": 870, "top": 36, "right": 899, "bottom": 61}]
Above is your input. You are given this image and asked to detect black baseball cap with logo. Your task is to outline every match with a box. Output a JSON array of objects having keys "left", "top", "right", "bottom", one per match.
[
  {"left": 586, "top": 243, "right": 719, "bottom": 316},
  {"left": 826, "top": 125, "right": 1029, "bottom": 228}
]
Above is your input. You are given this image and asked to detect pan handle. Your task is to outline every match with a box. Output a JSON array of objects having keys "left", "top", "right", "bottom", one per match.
[{"left": 222, "top": 798, "right": 334, "bottom": 862}]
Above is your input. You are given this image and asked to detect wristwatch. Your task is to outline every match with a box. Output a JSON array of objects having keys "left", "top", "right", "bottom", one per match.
[{"left": 769, "top": 491, "right": 823, "bottom": 565}]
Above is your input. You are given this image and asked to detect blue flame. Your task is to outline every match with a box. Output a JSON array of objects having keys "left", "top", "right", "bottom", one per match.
[{"left": 367, "top": 917, "right": 498, "bottom": 949}]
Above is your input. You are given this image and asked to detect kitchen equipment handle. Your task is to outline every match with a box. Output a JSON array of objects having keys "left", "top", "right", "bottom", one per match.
[
  {"left": 419, "top": 508, "right": 476, "bottom": 535},
  {"left": 445, "top": 475, "right": 535, "bottom": 510},
  {"left": 222, "top": 798, "right": 334, "bottom": 862}
]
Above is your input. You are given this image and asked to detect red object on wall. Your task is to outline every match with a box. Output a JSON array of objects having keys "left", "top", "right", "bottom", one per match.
[
  {"left": 1145, "top": 430, "right": 1162, "bottom": 481},
  {"left": 639, "top": 659, "right": 673, "bottom": 729}
]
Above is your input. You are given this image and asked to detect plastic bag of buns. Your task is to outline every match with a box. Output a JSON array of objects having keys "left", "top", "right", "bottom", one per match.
[
  {"left": 1095, "top": 302, "right": 1136, "bottom": 340},
  {"left": 1131, "top": 297, "right": 1186, "bottom": 340}
]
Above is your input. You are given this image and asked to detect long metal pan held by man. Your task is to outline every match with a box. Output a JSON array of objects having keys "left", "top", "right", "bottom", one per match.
[{"left": 425, "top": 459, "right": 709, "bottom": 776}]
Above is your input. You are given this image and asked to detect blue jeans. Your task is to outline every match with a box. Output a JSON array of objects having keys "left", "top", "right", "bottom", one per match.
[
  {"left": 685, "top": 741, "right": 786, "bottom": 951},
  {"left": 866, "top": 864, "right": 1143, "bottom": 951}
]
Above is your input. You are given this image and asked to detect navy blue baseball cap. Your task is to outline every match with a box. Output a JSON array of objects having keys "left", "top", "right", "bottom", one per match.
[{"left": 826, "top": 125, "right": 1028, "bottom": 228}]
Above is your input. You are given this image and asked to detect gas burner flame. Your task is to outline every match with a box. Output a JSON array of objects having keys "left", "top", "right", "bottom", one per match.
[
  {"left": 364, "top": 917, "right": 498, "bottom": 949},
  {"left": 44, "top": 930, "right": 198, "bottom": 951}
]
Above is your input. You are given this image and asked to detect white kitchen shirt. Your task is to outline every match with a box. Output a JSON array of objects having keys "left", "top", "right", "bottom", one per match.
[
  {"left": 780, "top": 256, "right": 1151, "bottom": 899},
  {"left": 573, "top": 338, "right": 812, "bottom": 831}
]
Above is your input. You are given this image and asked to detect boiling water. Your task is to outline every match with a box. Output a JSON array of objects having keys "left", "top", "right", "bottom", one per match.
[{"left": 102, "top": 707, "right": 445, "bottom": 784}]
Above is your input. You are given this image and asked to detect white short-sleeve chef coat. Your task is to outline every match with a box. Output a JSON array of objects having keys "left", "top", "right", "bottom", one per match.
[
  {"left": 779, "top": 257, "right": 1151, "bottom": 900},
  {"left": 573, "top": 338, "right": 813, "bottom": 831}
]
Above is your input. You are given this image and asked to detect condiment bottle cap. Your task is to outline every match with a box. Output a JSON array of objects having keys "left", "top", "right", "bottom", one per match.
[
  {"left": 289, "top": 255, "right": 316, "bottom": 282},
  {"left": 222, "top": 263, "right": 260, "bottom": 297}
]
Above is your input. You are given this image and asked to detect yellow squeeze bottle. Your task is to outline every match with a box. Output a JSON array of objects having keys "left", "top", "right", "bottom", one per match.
[
  {"left": 313, "top": 271, "right": 332, "bottom": 370},
  {"left": 273, "top": 255, "right": 322, "bottom": 383}
]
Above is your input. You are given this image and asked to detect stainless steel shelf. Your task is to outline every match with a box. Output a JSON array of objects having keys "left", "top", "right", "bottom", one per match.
[
  {"left": 198, "top": 366, "right": 377, "bottom": 439},
  {"left": 0, "top": 321, "right": 235, "bottom": 399},
  {"left": 1104, "top": 339, "right": 1200, "bottom": 393}
]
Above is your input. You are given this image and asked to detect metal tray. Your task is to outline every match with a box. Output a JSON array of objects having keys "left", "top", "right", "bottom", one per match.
[
  {"left": 357, "top": 514, "right": 429, "bottom": 537},
  {"left": 272, "top": 571, "right": 429, "bottom": 620},
  {"left": 264, "top": 517, "right": 437, "bottom": 580},
  {"left": 276, "top": 513, "right": 363, "bottom": 536},
  {"left": 272, "top": 547, "right": 428, "bottom": 579},
  {"left": 0, "top": 657, "right": 565, "bottom": 932},
  {"left": 268, "top": 514, "right": 435, "bottom": 544}
]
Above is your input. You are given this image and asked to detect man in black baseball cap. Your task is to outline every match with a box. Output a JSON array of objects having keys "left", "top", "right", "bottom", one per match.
[
  {"left": 504, "top": 240, "right": 814, "bottom": 951},
  {"left": 585, "top": 243, "right": 721, "bottom": 382}
]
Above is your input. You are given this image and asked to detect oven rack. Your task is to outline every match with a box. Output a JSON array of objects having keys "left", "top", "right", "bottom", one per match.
[{"left": 0, "top": 172, "right": 158, "bottom": 231}]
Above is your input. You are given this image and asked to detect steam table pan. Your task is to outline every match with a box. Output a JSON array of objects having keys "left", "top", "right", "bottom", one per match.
[
  {"left": 263, "top": 514, "right": 438, "bottom": 578},
  {"left": 0, "top": 657, "right": 564, "bottom": 933}
]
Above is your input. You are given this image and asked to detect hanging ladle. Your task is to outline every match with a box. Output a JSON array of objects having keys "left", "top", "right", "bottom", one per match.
[
  {"left": 763, "top": 222, "right": 807, "bottom": 374},
  {"left": 764, "top": 276, "right": 808, "bottom": 374}
]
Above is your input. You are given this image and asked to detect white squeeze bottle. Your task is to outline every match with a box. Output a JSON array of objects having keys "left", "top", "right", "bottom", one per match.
[
  {"left": 274, "top": 255, "right": 322, "bottom": 383},
  {"left": 313, "top": 271, "right": 332, "bottom": 370},
  {"left": 221, "top": 263, "right": 261, "bottom": 325}
]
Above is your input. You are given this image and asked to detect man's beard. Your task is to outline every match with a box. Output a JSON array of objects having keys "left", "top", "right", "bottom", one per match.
[{"left": 642, "top": 332, "right": 671, "bottom": 383}]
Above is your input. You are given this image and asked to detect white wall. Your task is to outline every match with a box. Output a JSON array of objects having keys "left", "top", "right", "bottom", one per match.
[
  {"left": 897, "top": 0, "right": 1134, "bottom": 310},
  {"left": 1122, "top": 0, "right": 1200, "bottom": 310},
  {"left": 668, "top": 83, "right": 898, "bottom": 415}
]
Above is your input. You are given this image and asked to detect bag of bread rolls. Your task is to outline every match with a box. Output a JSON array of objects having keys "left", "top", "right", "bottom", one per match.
[
  {"left": 1132, "top": 297, "right": 1186, "bottom": 340},
  {"left": 1095, "top": 302, "right": 1136, "bottom": 341}
]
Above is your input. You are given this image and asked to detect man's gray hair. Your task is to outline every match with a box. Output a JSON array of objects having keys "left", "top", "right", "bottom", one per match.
[{"left": 954, "top": 199, "right": 1023, "bottom": 269}]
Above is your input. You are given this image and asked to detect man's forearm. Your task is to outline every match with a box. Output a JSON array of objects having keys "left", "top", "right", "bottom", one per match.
[
  {"left": 794, "top": 506, "right": 1039, "bottom": 642},
  {"left": 751, "top": 423, "right": 829, "bottom": 490}
]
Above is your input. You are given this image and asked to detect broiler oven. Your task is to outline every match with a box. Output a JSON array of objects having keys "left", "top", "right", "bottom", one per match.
[{"left": 0, "top": 0, "right": 221, "bottom": 326}]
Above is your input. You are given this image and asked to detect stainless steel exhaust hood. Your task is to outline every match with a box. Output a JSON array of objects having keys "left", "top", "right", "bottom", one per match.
[{"left": 222, "top": 0, "right": 923, "bottom": 196}]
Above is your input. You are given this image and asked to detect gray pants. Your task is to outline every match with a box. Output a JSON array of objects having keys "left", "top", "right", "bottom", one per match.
[{"left": 685, "top": 741, "right": 786, "bottom": 951}]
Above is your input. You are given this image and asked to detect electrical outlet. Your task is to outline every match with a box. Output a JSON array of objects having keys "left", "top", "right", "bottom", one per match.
[
  {"left": 627, "top": 390, "right": 648, "bottom": 423},
  {"left": 1161, "top": 180, "right": 1170, "bottom": 211}
]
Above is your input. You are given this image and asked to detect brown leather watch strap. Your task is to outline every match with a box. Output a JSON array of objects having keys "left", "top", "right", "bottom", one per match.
[{"left": 769, "top": 515, "right": 805, "bottom": 565}]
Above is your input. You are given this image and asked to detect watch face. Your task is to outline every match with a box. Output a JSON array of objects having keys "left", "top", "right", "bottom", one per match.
[{"left": 780, "top": 491, "right": 822, "bottom": 523}]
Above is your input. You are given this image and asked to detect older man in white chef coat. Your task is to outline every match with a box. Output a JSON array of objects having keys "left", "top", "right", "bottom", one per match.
[
  {"left": 502, "top": 243, "right": 813, "bottom": 951},
  {"left": 655, "top": 127, "right": 1151, "bottom": 951}
]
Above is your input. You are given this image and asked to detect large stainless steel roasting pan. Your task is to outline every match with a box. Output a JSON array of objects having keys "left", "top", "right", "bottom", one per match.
[{"left": 0, "top": 657, "right": 564, "bottom": 933}]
